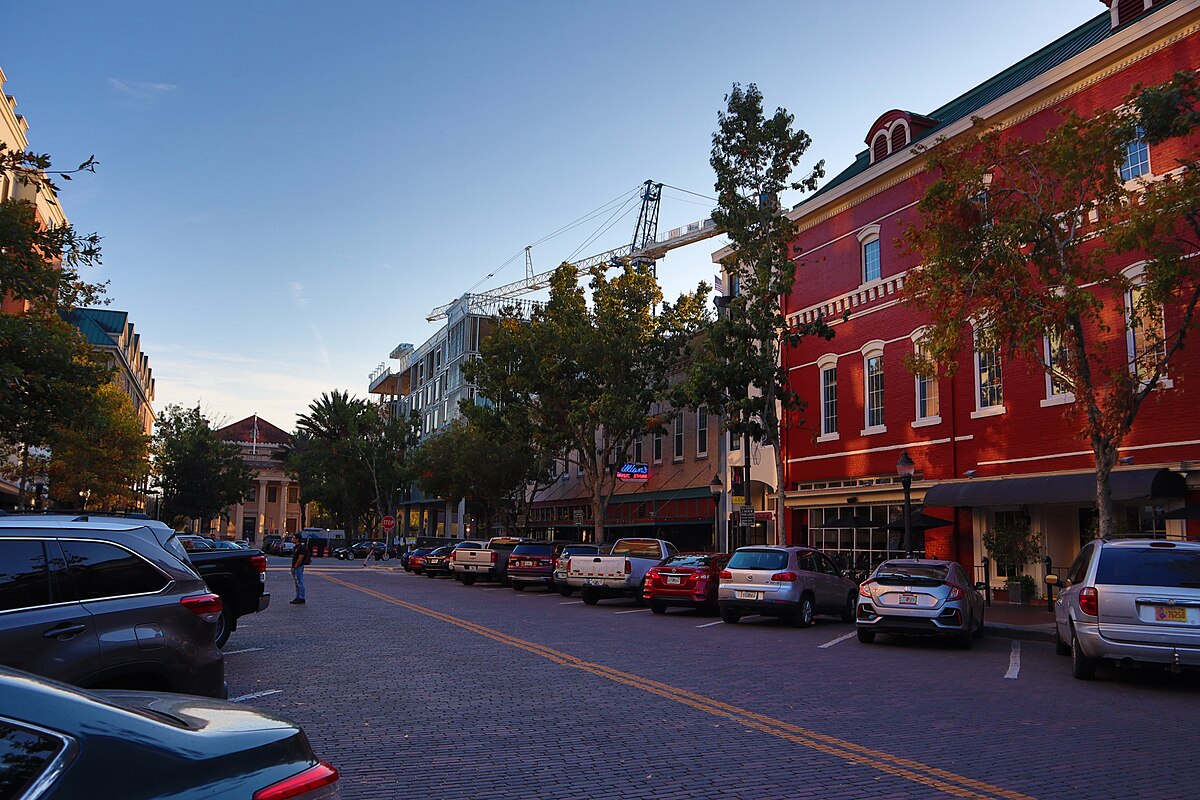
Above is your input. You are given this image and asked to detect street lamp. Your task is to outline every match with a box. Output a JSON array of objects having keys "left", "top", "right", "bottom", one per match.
[
  {"left": 709, "top": 472, "right": 723, "bottom": 552},
  {"left": 896, "top": 450, "right": 916, "bottom": 557}
]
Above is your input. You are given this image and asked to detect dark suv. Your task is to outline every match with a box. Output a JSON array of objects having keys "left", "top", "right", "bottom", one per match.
[{"left": 0, "top": 515, "right": 226, "bottom": 698}]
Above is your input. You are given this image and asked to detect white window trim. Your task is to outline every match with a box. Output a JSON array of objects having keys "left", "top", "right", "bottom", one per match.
[
  {"left": 870, "top": 132, "right": 888, "bottom": 164},
  {"left": 972, "top": 325, "right": 1005, "bottom": 416},
  {"left": 1124, "top": 280, "right": 1175, "bottom": 390},
  {"left": 817, "top": 353, "right": 839, "bottom": 440},
  {"left": 857, "top": 225, "right": 883, "bottom": 287},
  {"left": 1042, "top": 332, "right": 1076, "bottom": 406},
  {"left": 910, "top": 328, "right": 941, "bottom": 426},
  {"left": 862, "top": 341, "right": 885, "bottom": 435},
  {"left": 672, "top": 413, "right": 685, "bottom": 462},
  {"left": 695, "top": 407, "right": 708, "bottom": 458}
]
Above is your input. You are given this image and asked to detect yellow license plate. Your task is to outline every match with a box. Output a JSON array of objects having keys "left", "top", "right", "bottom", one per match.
[{"left": 1155, "top": 606, "right": 1187, "bottom": 622}]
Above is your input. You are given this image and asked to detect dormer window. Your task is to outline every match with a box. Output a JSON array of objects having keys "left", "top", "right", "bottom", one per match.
[
  {"left": 866, "top": 111, "right": 937, "bottom": 164},
  {"left": 890, "top": 125, "right": 908, "bottom": 152},
  {"left": 1110, "top": 0, "right": 1154, "bottom": 29},
  {"left": 872, "top": 133, "right": 889, "bottom": 163}
]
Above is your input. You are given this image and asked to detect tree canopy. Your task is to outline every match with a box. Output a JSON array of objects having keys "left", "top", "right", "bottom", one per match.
[{"left": 153, "top": 404, "right": 253, "bottom": 529}]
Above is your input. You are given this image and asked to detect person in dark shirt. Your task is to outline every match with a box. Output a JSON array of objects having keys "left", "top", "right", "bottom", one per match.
[{"left": 290, "top": 534, "right": 309, "bottom": 604}]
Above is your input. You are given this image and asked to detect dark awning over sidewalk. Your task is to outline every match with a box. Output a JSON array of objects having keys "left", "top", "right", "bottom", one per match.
[{"left": 922, "top": 468, "right": 1185, "bottom": 507}]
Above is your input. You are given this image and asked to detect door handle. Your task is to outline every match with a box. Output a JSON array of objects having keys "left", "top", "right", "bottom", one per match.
[{"left": 43, "top": 622, "right": 86, "bottom": 638}]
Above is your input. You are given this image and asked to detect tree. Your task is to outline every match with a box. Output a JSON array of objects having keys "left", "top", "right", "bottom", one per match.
[
  {"left": 902, "top": 72, "right": 1200, "bottom": 538},
  {"left": 479, "top": 261, "right": 706, "bottom": 542},
  {"left": 686, "top": 83, "right": 832, "bottom": 544},
  {"left": 44, "top": 381, "right": 150, "bottom": 509},
  {"left": 153, "top": 404, "right": 253, "bottom": 530},
  {"left": 353, "top": 409, "right": 420, "bottom": 536},
  {"left": 291, "top": 391, "right": 377, "bottom": 539}
]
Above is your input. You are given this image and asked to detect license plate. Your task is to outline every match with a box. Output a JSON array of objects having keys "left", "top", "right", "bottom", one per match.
[
  {"left": 1155, "top": 606, "right": 1188, "bottom": 622},
  {"left": 734, "top": 590, "right": 761, "bottom": 600},
  {"left": 899, "top": 594, "right": 919, "bottom": 606},
  {"left": 665, "top": 576, "right": 681, "bottom": 585},
  {"left": 584, "top": 579, "right": 605, "bottom": 586}
]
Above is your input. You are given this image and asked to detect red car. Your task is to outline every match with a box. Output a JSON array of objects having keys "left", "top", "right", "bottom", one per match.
[
  {"left": 644, "top": 552, "right": 730, "bottom": 614},
  {"left": 508, "top": 541, "right": 572, "bottom": 591}
]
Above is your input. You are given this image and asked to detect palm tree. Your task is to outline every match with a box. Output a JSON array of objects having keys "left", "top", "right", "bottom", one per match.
[{"left": 295, "top": 391, "right": 375, "bottom": 538}]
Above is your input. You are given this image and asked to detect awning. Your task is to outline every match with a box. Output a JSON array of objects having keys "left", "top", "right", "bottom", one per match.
[{"left": 922, "top": 468, "right": 1186, "bottom": 507}]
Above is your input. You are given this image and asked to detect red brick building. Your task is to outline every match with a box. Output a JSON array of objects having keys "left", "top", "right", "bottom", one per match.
[{"left": 780, "top": 0, "right": 1200, "bottom": 589}]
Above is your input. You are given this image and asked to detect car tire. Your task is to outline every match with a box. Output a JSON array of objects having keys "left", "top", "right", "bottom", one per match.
[
  {"left": 841, "top": 592, "right": 856, "bottom": 623},
  {"left": 425, "top": 570, "right": 434, "bottom": 578},
  {"left": 513, "top": 583, "right": 525, "bottom": 591},
  {"left": 461, "top": 574, "right": 476, "bottom": 586},
  {"left": 793, "top": 595, "right": 815, "bottom": 628},
  {"left": 650, "top": 601, "right": 666, "bottom": 615},
  {"left": 214, "top": 606, "right": 234, "bottom": 648},
  {"left": 581, "top": 588, "right": 600, "bottom": 605},
  {"left": 856, "top": 628, "right": 875, "bottom": 643},
  {"left": 558, "top": 586, "right": 574, "bottom": 597},
  {"left": 721, "top": 608, "right": 741, "bottom": 624},
  {"left": 633, "top": 580, "right": 647, "bottom": 607},
  {"left": 1054, "top": 625, "right": 1070, "bottom": 656},
  {"left": 1071, "top": 628, "right": 1097, "bottom": 680}
]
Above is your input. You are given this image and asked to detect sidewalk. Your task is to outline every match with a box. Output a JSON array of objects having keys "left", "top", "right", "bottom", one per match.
[{"left": 983, "top": 600, "right": 1056, "bottom": 642}]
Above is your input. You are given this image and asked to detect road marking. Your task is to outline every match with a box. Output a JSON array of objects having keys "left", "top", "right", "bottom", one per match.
[
  {"left": 696, "top": 620, "right": 725, "bottom": 628},
  {"left": 1004, "top": 641, "right": 1021, "bottom": 680},
  {"left": 321, "top": 572, "right": 1034, "bottom": 800},
  {"left": 818, "top": 631, "right": 857, "bottom": 649},
  {"left": 615, "top": 608, "right": 652, "bottom": 614},
  {"left": 229, "top": 689, "right": 282, "bottom": 703},
  {"left": 222, "top": 647, "right": 265, "bottom": 655},
  {"left": 560, "top": 601, "right": 584, "bottom": 605}
]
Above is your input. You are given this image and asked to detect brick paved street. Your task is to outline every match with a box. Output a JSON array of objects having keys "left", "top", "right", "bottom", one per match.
[{"left": 224, "top": 560, "right": 1200, "bottom": 800}]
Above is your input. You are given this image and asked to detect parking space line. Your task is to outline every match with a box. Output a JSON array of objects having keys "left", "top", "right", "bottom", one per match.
[
  {"left": 818, "top": 632, "right": 857, "bottom": 649},
  {"left": 560, "top": 601, "right": 584, "bottom": 605},
  {"left": 614, "top": 608, "right": 652, "bottom": 615},
  {"left": 696, "top": 620, "right": 724, "bottom": 628},
  {"left": 1004, "top": 641, "right": 1021, "bottom": 680},
  {"left": 222, "top": 647, "right": 265, "bottom": 655},
  {"left": 229, "top": 689, "right": 282, "bottom": 703}
]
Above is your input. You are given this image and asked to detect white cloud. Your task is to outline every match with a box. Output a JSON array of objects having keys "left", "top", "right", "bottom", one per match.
[
  {"left": 289, "top": 281, "right": 310, "bottom": 310},
  {"left": 107, "top": 78, "right": 178, "bottom": 104}
]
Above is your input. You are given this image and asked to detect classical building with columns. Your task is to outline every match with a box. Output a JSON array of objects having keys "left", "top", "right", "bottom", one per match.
[{"left": 214, "top": 415, "right": 300, "bottom": 542}]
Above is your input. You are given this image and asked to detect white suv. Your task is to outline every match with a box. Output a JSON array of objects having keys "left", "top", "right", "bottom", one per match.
[{"left": 1053, "top": 538, "right": 1200, "bottom": 679}]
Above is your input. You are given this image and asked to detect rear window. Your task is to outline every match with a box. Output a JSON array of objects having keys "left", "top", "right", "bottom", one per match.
[
  {"left": 610, "top": 540, "right": 664, "bottom": 559},
  {"left": 728, "top": 549, "right": 788, "bottom": 571},
  {"left": 562, "top": 545, "right": 599, "bottom": 556},
  {"left": 664, "top": 554, "right": 716, "bottom": 568},
  {"left": 0, "top": 719, "right": 64, "bottom": 799},
  {"left": 512, "top": 544, "right": 554, "bottom": 556},
  {"left": 1095, "top": 548, "right": 1200, "bottom": 588},
  {"left": 874, "top": 564, "right": 949, "bottom": 584}
]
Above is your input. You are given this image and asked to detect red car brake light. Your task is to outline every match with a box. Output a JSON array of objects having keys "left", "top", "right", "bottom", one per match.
[
  {"left": 624, "top": 558, "right": 632, "bottom": 575},
  {"left": 859, "top": 580, "right": 876, "bottom": 598},
  {"left": 1079, "top": 586, "right": 1099, "bottom": 616},
  {"left": 254, "top": 761, "right": 340, "bottom": 800},
  {"left": 771, "top": 571, "right": 798, "bottom": 582},
  {"left": 448, "top": 550, "right": 456, "bottom": 561},
  {"left": 645, "top": 568, "right": 660, "bottom": 581},
  {"left": 490, "top": 551, "right": 497, "bottom": 564},
  {"left": 180, "top": 593, "right": 222, "bottom": 622},
  {"left": 719, "top": 570, "right": 732, "bottom": 580},
  {"left": 250, "top": 554, "right": 267, "bottom": 573},
  {"left": 947, "top": 585, "right": 963, "bottom": 601}
]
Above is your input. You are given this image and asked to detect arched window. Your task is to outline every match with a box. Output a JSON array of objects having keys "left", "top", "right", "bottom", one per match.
[
  {"left": 872, "top": 133, "right": 889, "bottom": 164},
  {"left": 861, "top": 341, "right": 886, "bottom": 434},
  {"left": 817, "top": 353, "right": 839, "bottom": 440},
  {"left": 857, "top": 224, "right": 882, "bottom": 284},
  {"left": 890, "top": 123, "right": 908, "bottom": 153}
]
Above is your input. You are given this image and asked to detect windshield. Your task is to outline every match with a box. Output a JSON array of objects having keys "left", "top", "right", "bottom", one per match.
[
  {"left": 512, "top": 544, "right": 554, "bottom": 556},
  {"left": 873, "top": 563, "right": 949, "bottom": 584},
  {"left": 664, "top": 554, "right": 716, "bottom": 569},
  {"left": 728, "top": 549, "right": 788, "bottom": 571},
  {"left": 1096, "top": 548, "right": 1200, "bottom": 588},
  {"left": 610, "top": 540, "right": 663, "bottom": 559}
]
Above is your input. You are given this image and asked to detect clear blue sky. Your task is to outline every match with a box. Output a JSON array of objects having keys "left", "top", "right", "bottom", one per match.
[{"left": 4, "top": 0, "right": 1103, "bottom": 430}]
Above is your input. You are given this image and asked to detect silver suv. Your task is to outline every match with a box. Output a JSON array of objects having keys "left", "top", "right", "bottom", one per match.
[
  {"left": 718, "top": 546, "right": 857, "bottom": 627},
  {"left": 0, "top": 514, "right": 226, "bottom": 697},
  {"left": 1053, "top": 538, "right": 1200, "bottom": 680}
]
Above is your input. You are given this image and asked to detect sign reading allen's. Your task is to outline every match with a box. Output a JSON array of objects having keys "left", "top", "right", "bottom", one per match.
[{"left": 617, "top": 462, "right": 650, "bottom": 482}]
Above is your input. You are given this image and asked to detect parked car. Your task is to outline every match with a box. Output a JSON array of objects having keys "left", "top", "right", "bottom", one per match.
[
  {"left": 1052, "top": 538, "right": 1200, "bottom": 680},
  {"left": 178, "top": 535, "right": 215, "bottom": 550},
  {"left": 0, "top": 666, "right": 340, "bottom": 799},
  {"left": 233, "top": 539, "right": 251, "bottom": 549},
  {"left": 445, "top": 540, "right": 484, "bottom": 580},
  {"left": 554, "top": 544, "right": 601, "bottom": 596},
  {"left": 718, "top": 546, "right": 857, "bottom": 627},
  {"left": 263, "top": 534, "right": 282, "bottom": 553},
  {"left": 421, "top": 546, "right": 455, "bottom": 578},
  {"left": 855, "top": 559, "right": 985, "bottom": 647},
  {"left": 210, "top": 539, "right": 244, "bottom": 550},
  {"left": 644, "top": 552, "right": 729, "bottom": 613},
  {"left": 565, "top": 538, "right": 678, "bottom": 605},
  {"left": 507, "top": 541, "right": 572, "bottom": 591},
  {"left": 0, "top": 515, "right": 226, "bottom": 697},
  {"left": 450, "top": 537, "right": 523, "bottom": 585},
  {"left": 408, "top": 548, "right": 438, "bottom": 574},
  {"left": 335, "top": 541, "right": 388, "bottom": 561}
]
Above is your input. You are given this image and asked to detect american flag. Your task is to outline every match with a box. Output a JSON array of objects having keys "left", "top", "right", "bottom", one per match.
[{"left": 714, "top": 273, "right": 724, "bottom": 293}]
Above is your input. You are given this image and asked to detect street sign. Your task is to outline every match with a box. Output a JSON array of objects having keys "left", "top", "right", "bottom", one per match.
[
  {"left": 738, "top": 506, "right": 755, "bottom": 527},
  {"left": 382, "top": 515, "right": 396, "bottom": 533},
  {"left": 730, "top": 495, "right": 746, "bottom": 506},
  {"left": 573, "top": 510, "right": 584, "bottom": 525}
]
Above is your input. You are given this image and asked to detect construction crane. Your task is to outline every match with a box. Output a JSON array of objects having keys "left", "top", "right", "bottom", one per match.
[{"left": 425, "top": 180, "right": 720, "bottom": 322}]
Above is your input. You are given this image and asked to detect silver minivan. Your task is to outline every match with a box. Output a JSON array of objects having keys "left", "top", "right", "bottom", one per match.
[
  {"left": 718, "top": 546, "right": 857, "bottom": 627},
  {"left": 1053, "top": 538, "right": 1200, "bottom": 679}
]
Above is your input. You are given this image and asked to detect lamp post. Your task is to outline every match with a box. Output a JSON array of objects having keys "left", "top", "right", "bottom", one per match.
[
  {"left": 709, "top": 472, "right": 723, "bottom": 552},
  {"left": 897, "top": 450, "right": 916, "bottom": 556}
]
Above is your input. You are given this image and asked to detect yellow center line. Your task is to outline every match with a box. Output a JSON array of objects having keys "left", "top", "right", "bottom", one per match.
[{"left": 320, "top": 573, "right": 1035, "bottom": 800}]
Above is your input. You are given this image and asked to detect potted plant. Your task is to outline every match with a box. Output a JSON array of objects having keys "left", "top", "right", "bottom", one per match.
[{"left": 982, "top": 511, "right": 1041, "bottom": 604}]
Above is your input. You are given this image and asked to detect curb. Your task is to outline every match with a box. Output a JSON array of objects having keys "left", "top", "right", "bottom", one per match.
[{"left": 983, "top": 622, "right": 1055, "bottom": 643}]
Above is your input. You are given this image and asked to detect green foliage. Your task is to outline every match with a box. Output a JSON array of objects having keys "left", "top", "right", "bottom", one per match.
[
  {"left": 903, "top": 74, "right": 1200, "bottom": 537},
  {"left": 153, "top": 405, "right": 253, "bottom": 527},
  {"left": 982, "top": 511, "right": 1041, "bottom": 572}
]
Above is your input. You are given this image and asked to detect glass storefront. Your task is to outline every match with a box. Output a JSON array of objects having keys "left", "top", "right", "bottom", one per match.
[{"left": 807, "top": 504, "right": 923, "bottom": 577}]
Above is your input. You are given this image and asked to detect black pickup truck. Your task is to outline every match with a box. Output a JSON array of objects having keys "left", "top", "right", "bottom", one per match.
[{"left": 178, "top": 536, "right": 270, "bottom": 646}]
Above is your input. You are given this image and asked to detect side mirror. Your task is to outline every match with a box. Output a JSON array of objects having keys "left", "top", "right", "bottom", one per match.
[
  {"left": 1044, "top": 574, "right": 1059, "bottom": 586},
  {"left": 974, "top": 581, "right": 987, "bottom": 591}
]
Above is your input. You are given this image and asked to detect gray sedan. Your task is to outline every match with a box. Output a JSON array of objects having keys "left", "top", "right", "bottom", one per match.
[{"left": 856, "top": 559, "right": 985, "bottom": 647}]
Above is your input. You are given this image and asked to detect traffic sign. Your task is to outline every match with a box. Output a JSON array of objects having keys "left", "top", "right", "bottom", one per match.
[{"left": 382, "top": 515, "right": 396, "bottom": 533}]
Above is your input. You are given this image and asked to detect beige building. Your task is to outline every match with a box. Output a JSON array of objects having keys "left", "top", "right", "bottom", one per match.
[{"left": 214, "top": 415, "right": 301, "bottom": 542}]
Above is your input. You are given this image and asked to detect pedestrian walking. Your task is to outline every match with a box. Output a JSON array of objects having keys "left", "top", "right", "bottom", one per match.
[{"left": 290, "top": 533, "right": 310, "bottom": 604}]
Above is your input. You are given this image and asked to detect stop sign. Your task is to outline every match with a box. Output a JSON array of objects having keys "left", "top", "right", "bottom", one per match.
[{"left": 382, "top": 515, "right": 396, "bottom": 533}]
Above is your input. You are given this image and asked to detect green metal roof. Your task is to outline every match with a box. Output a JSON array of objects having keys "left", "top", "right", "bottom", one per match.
[
  {"left": 798, "top": 4, "right": 1170, "bottom": 208},
  {"left": 64, "top": 308, "right": 128, "bottom": 347}
]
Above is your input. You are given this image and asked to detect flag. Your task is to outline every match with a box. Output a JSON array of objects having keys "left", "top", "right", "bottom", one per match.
[{"left": 714, "top": 273, "right": 724, "bottom": 293}]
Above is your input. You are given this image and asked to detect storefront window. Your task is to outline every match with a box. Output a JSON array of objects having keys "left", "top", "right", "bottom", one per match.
[{"left": 808, "top": 505, "right": 912, "bottom": 576}]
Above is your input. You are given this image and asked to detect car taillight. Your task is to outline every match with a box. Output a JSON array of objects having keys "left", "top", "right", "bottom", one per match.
[
  {"left": 490, "top": 551, "right": 497, "bottom": 564},
  {"left": 1079, "top": 586, "right": 1099, "bottom": 616},
  {"left": 645, "top": 568, "right": 659, "bottom": 581},
  {"left": 771, "top": 571, "right": 798, "bottom": 582},
  {"left": 624, "top": 558, "right": 631, "bottom": 575},
  {"left": 448, "top": 550, "right": 456, "bottom": 561},
  {"left": 859, "top": 580, "right": 876, "bottom": 598},
  {"left": 720, "top": 570, "right": 732, "bottom": 580},
  {"left": 181, "top": 593, "right": 222, "bottom": 622},
  {"left": 253, "top": 761, "right": 340, "bottom": 800},
  {"left": 250, "top": 554, "right": 267, "bottom": 573},
  {"left": 947, "top": 585, "right": 963, "bottom": 601}
]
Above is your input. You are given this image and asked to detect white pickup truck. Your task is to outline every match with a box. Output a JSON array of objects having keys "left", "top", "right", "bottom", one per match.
[
  {"left": 450, "top": 536, "right": 522, "bottom": 585},
  {"left": 564, "top": 538, "right": 678, "bottom": 605}
]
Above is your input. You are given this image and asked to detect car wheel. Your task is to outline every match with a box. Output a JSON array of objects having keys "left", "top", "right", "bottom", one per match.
[
  {"left": 856, "top": 628, "right": 876, "bottom": 644},
  {"left": 793, "top": 595, "right": 815, "bottom": 628},
  {"left": 841, "top": 592, "right": 856, "bottom": 623},
  {"left": 633, "top": 579, "right": 647, "bottom": 607},
  {"left": 581, "top": 588, "right": 600, "bottom": 605},
  {"left": 650, "top": 601, "right": 667, "bottom": 615},
  {"left": 1054, "top": 624, "right": 1071, "bottom": 656},
  {"left": 558, "top": 586, "right": 574, "bottom": 597},
  {"left": 721, "top": 608, "right": 741, "bottom": 624},
  {"left": 425, "top": 570, "right": 435, "bottom": 578},
  {"left": 1071, "top": 628, "right": 1097, "bottom": 680},
  {"left": 214, "top": 606, "right": 234, "bottom": 648},
  {"left": 461, "top": 574, "right": 476, "bottom": 586},
  {"left": 513, "top": 583, "right": 525, "bottom": 591}
]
